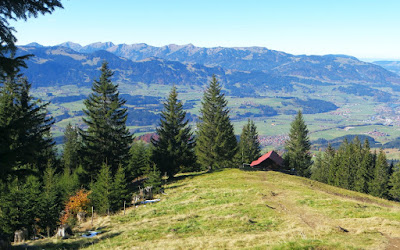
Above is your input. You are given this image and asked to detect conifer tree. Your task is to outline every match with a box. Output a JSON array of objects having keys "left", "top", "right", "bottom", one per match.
[
  {"left": 39, "top": 166, "right": 61, "bottom": 237},
  {"left": 0, "top": 175, "right": 41, "bottom": 235},
  {"left": 58, "top": 165, "right": 81, "bottom": 202},
  {"left": 196, "top": 76, "right": 237, "bottom": 170},
  {"left": 81, "top": 61, "right": 133, "bottom": 180},
  {"left": 0, "top": 0, "right": 63, "bottom": 76},
  {"left": 325, "top": 144, "right": 337, "bottom": 185},
  {"left": 311, "top": 152, "right": 327, "bottom": 183},
  {"left": 389, "top": 165, "right": 400, "bottom": 201},
  {"left": 335, "top": 139, "right": 351, "bottom": 189},
  {"left": 62, "top": 123, "right": 81, "bottom": 171},
  {"left": 354, "top": 139, "right": 372, "bottom": 193},
  {"left": 90, "top": 164, "right": 112, "bottom": 215},
  {"left": 144, "top": 164, "right": 162, "bottom": 193},
  {"left": 110, "top": 165, "right": 128, "bottom": 212},
  {"left": 284, "top": 110, "right": 311, "bottom": 177},
  {"left": 128, "top": 141, "right": 152, "bottom": 180},
  {"left": 152, "top": 86, "right": 196, "bottom": 177},
  {"left": 370, "top": 149, "right": 389, "bottom": 198},
  {"left": 238, "top": 119, "right": 261, "bottom": 164},
  {"left": 0, "top": 73, "right": 54, "bottom": 179}
]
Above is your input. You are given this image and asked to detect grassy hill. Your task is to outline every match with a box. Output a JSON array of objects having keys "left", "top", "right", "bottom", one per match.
[{"left": 21, "top": 169, "right": 400, "bottom": 249}]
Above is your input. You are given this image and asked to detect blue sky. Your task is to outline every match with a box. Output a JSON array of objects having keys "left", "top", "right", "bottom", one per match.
[{"left": 11, "top": 0, "right": 400, "bottom": 59}]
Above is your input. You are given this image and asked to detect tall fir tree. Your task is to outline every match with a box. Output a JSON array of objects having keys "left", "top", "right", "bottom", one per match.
[
  {"left": 238, "top": 119, "right": 261, "bottom": 164},
  {"left": 151, "top": 86, "right": 196, "bottom": 177},
  {"left": 370, "top": 149, "right": 389, "bottom": 198},
  {"left": 81, "top": 61, "right": 133, "bottom": 180},
  {"left": 196, "top": 75, "right": 237, "bottom": 170},
  {"left": 284, "top": 110, "right": 311, "bottom": 177}
]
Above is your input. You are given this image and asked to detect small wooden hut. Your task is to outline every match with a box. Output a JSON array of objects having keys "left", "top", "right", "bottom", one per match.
[{"left": 250, "top": 150, "right": 284, "bottom": 171}]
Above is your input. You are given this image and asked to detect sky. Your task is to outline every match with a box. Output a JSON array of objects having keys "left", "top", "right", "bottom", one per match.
[{"left": 11, "top": 0, "right": 400, "bottom": 60}]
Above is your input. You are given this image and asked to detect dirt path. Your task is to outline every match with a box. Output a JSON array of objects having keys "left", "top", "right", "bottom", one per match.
[{"left": 386, "top": 236, "right": 400, "bottom": 249}]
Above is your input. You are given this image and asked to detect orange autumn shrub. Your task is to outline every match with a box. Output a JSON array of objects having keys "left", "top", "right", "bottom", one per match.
[{"left": 60, "top": 189, "right": 91, "bottom": 225}]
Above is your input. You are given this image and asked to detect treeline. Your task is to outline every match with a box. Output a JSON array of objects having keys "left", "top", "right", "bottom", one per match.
[
  {"left": 0, "top": 53, "right": 262, "bottom": 242},
  {"left": 311, "top": 137, "right": 400, "bottom": 200},
  {"left": 283, "top": 111, "right": 400, "bottom": 201}
]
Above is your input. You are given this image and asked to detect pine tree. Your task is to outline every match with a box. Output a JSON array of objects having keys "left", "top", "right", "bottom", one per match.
[
  {"left": 238, "top": 119, "right": 261, "bottom": 164},
  {"left": 284, "top": 110, "right": 311, "bottom": 177},
  {"left": 152, "top": 86, "right": 196, "bottom": 177},
  {"left": 110, "top": 165, "right": 128, "bottom": 212},
  {"left": 81, "top": 61, "right": 133, "bottom": 180},
  {"left": 370, "top": 149, "right": 389, "bottom": 198},
  {"left": 389, "top": 165, "right": 400, "bottom": 201},
  {"left": 90, "top": 164, "right": 112, "bottom": 215},
  {"left": 196, "top": 75, "right": 237, "bottom": 170},
  {"left": 62, "top": 123, "right": 81, "bottom": 171}
]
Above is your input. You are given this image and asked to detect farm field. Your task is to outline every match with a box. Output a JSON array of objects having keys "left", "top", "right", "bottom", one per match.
[
  {"left": 21, "top": 169, "right": 400, "bottom": 249},
  {"left": 35, "top": 82, "right": 400, "bottom": 160}
]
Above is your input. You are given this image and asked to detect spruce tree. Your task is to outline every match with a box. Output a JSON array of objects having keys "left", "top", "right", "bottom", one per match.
[
  {"left": 354, "top": 139, "right": 372, "bottom": 193},
  {"left": 128, "top": 141, "right": 152, "bottom": 180},
  {"left": 90, "top": 164, "right": 112, "bottom": 215},
  {"left": 81, "top": 61, "right": 133, "bottom": 180},
  {"left": 144, "top": 164, "right": 162, "bottom": 193},
  {"left": 196, "top": 75, "right": 237, "bottom": 170},
  {"left": 370, "top": 149, "right": 389, "bottom": 198},
  {"left": 311, "top": 152, "right": 327, "bottom": 183},
  {"left": 110, "top": 165, "right": 128, "bottom": 212},
  {"left": 62, "top": 123, "right": 81, "bottom": 171},
  {"left": 152, "top": 86, "right": 196, "bottom": 177},
  {"left": 0, "top": 0, "right": 63, "bottom": 75},
  {"left": 389, "top": 165, "right": 400, "bottom": 201},
  {"left": 335, "top": 139, "right": 351, "bottom": 189},
  {"left": 39, "top": 166, "right": 61, "bottom": 237},
  {"left": 284, "top": 110, "right": 311, "bottom": 177},
  {"left": 325, "top": 144, "right": 337, "bottom": 185},
  {"left": 0, "top": 73, "right": 54, "bottom": 179},
  {"left": 238, "top": 119, "right": 261, "bottom": 164},
  {"left": 58, "top": 165, "right": 81, "bottom": 202},
  {"left": 0, "top": 175, "right": 41, "bottom": 235}
]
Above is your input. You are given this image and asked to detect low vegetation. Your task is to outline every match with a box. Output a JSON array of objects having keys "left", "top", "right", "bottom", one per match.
[{"left": 23, "top": 169, "right": 400, "bottom": 249}]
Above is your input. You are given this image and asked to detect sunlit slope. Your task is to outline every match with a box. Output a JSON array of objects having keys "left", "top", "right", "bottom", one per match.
[{"left": 31, "top": 169, "right": 400, "bottom": 249}]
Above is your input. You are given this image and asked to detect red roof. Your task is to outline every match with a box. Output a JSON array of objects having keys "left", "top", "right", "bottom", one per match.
[{"left": 250, "top": 150, "right": 283, "bottom": 167}]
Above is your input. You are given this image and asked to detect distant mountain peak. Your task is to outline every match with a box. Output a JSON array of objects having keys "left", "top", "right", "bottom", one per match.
[{"left": 25, "top": 42, "right": 43, "bottom": 47}]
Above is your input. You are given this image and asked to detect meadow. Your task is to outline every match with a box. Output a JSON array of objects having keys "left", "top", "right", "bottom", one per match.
[{"left": 21, "top": 169, "right": 400, "bottom": 249}]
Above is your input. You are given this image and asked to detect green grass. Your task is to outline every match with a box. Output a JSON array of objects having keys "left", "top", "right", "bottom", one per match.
[{"left": 23, "top": 169, "right": 400, "bottom": 249}]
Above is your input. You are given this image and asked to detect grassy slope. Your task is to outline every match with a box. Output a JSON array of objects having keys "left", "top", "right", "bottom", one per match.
[{"left": 24, "top": 169, "right": 400, "bottom": 249}]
